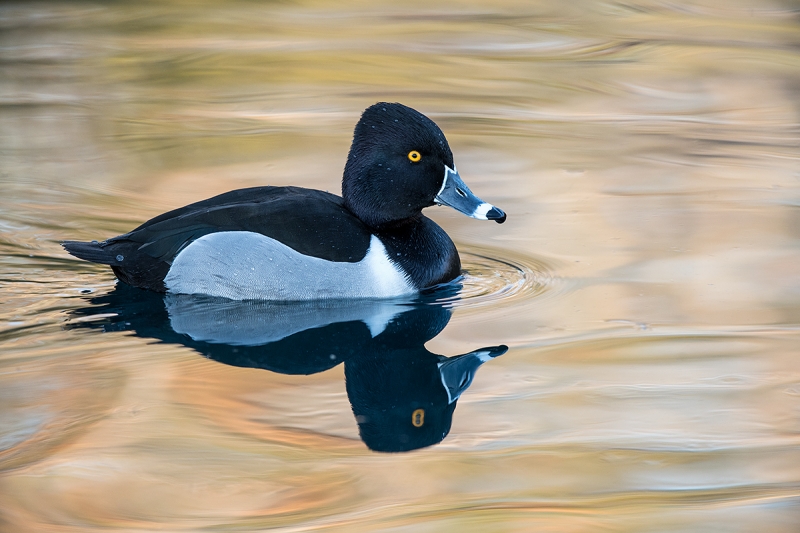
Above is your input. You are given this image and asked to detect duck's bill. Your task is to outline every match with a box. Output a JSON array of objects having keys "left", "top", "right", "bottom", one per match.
[
  {"left": 434, "top": 166, "right": 506, "bottom": 224},
  {"left": 438, "top": 344, "right": 508, "bottom": 404}
]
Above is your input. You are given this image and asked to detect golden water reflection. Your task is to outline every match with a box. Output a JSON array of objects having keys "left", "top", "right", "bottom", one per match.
[
  {"left": 66, "top": 286, "right": 508, "bottom": 453},
  {"left": 1, "top": 0, "right": 799, "bottom": 531}
]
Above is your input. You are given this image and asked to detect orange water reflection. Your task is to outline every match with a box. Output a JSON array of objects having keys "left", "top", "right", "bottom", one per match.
[{"left": 1, "top": 0, "right": 799, "bottom": 531}]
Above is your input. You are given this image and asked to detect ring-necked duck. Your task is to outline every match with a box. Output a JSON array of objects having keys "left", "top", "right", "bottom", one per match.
[{"left": 63, "top": 102, "right": 506, "bottom": 300}]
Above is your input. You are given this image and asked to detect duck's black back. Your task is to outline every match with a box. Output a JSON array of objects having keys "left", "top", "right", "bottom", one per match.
[{"left": 64, "top": 186, "right": 373, "bottom": 291}]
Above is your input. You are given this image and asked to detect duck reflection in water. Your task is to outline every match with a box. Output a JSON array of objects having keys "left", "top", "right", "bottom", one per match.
[{"left": 68, "top": 284, "right": 506, "bottom": 452}]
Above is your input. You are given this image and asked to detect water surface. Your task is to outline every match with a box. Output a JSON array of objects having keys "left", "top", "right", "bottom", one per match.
[{"left": 1, "top": 1, "right": 799, "bottom": 531}]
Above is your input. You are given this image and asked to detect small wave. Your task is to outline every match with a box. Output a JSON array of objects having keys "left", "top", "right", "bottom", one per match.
[{"left": 434, "top": 245, "right": 562, "bottom": 311}]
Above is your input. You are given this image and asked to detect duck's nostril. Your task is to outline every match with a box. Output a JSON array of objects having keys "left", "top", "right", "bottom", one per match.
[{"left": 455, "top": 188, "right": 466, "bottom": 198}]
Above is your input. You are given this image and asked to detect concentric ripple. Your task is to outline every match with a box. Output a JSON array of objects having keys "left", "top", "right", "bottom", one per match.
[{"left": 435, "top": 245, "right": 562, "bottom": 310}]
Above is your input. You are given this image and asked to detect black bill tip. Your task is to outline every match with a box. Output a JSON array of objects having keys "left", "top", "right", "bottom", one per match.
[{"left": 486, "top": 207, "right": 507, "bottom": 224}]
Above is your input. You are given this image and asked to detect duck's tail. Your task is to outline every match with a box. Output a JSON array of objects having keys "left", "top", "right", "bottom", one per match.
[{"left": 62, "top": 240, "right": 123, "bottom": 266}]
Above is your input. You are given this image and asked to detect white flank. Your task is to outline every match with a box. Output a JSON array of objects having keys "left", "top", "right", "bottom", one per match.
[{"left": 164, "top": 231, "right": 415, "bottom": 300}]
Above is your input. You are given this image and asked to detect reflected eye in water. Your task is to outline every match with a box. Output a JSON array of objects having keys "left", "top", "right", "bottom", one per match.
[{"left": 67, "top": 283, "right": 507, "bottom": 453}]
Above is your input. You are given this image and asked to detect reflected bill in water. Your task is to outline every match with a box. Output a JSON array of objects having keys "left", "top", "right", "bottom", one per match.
[{"left": 68, "top": 284, "right": 507, "bottom": 452}]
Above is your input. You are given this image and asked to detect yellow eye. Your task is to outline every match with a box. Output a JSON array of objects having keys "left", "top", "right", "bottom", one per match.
[{"left": 407, "top": 150, "right": 421, "bottom": 163}]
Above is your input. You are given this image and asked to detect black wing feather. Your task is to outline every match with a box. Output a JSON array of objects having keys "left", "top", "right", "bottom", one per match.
[{"left": 63, "top": 186, "right": 372, "bottom": 291}]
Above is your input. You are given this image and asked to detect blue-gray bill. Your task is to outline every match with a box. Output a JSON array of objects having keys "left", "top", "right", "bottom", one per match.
[
  {"left": 434, "top": 166, "right": 506, "bottom": 224},
  {"left": 438, "top": 345, "right": 508, "bottom": 404}
]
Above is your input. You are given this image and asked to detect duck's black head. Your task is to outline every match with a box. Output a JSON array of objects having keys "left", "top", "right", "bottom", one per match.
[{"left": 342, "top": 103, "right": 506, "bottom": 228}]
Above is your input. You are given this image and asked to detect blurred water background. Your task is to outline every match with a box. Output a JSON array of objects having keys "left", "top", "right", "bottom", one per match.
[{"left": 1, "top": 0, "right": 799, "bottom": 531}]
